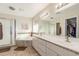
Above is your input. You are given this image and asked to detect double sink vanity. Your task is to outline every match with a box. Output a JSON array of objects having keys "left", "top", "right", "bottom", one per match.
[{"left": 32, "top": 34, "right": 79, "bottom": 56}]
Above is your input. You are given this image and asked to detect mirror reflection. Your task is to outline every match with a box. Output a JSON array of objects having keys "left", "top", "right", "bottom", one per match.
[{"left": 66, "top": 17, "right": 76, "bottom": 38}]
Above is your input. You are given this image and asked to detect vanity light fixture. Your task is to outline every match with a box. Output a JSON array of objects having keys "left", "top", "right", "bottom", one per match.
[
  {"left": 56, "top": 3, "right": 62, "bottom": 9},
  {"left": 40, "top": 12, "right": 49, "bottom": 20},
  {"left": 9, "top": 6, "right": 15, "bottom": 11},
  {"left": 56, "top": 3, "right": 69, "bottom": 9},
  {"left": 56, "top": 12, "right": 61, "bottom": 14}
]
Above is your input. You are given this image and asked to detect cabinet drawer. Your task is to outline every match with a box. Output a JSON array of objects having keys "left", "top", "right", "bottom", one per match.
[
  {"left": 47, "top": 42, "right": 58, "bottom": 52},
  {"left": 38, "top": 38, "right": 46, "bottom": 45},
  {"left": 46, "top": 48, "right": 58, "bottom": 56},
  {"left": 32, "top": 39, "right": 39, "bottom": 50},
  {"left": 39, "top": 44, "right": 46, "bottom": 53}
]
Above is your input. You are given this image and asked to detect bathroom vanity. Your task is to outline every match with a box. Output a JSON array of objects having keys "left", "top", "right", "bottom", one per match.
[
  {"left": 32, "top": 16, "right": 79, "bottom": 56},
  {"left": 32, "top": 35, "right": 79, "bottom": 56}
]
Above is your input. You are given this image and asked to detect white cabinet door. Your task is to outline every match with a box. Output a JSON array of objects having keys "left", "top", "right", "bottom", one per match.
[
  {"left": 46, "top": 48, "right": 58, "bottom": 56},
  {"left": 39, "top": 44, "right": 47, "bottom": 55},
  {"left": 32, "top": 37, "right": 36, "bottom": 48},
  {"left": 32, "top": 37, "right": 39, "bottom": 49},
  {"left": 32, "top": 37, "right": 47, "bottom": 56},
  {"left": 0, "top": 19, "right": 11, "bottom": 46},
  {"left": 38, "top": 38, "right": 46, "bottom": 46},
  {"left": 47, "top": 42, "right": 58, "bottom": 52},
  {"left": 38, "top": 38, "right": 47, "bottom": 56},
  {"left": 47, "top": 42, "right": 59, "bottom": 56}
]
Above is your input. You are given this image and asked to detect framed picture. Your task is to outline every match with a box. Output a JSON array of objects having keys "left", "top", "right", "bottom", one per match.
[{"left": 21, "top": 24, "right": 28, "bottom": 30}]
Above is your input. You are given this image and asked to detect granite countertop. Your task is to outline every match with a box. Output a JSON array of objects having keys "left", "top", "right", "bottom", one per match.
[{"left": 33, "top": 34, "right": 79, "bottom": 54}]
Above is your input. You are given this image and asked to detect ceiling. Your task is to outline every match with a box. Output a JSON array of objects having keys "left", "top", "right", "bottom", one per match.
[{"left": 0, "top": 3, "right": 49, "bottom": 17}]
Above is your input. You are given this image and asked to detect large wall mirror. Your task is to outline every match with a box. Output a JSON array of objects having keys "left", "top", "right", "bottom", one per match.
[
  {"left": 39, "top": 21, "right": 49, "bottom": 35},
  {"left": 66, "top": 17, "right": 76, "bottom": 38},
  {"left": 33, "top": 20, "right": 39, "bottom": 35},
  {"left": 38, "top": 20, "right": 56, "bottom": 36}
]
